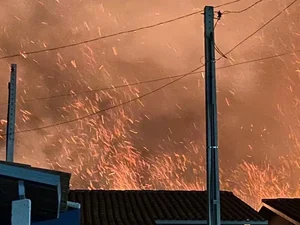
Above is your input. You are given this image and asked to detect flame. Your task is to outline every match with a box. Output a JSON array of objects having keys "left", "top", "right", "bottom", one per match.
[{"left": 0, "top": 0, "right": 299, "bottom": 211}]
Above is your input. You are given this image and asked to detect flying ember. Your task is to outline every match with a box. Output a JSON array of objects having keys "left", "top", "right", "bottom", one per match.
[{"left": 0, "top": 0, "right": 299, "bottom": 210}]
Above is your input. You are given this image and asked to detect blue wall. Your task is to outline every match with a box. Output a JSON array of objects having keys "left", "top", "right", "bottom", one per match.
[{"left": 32, "top": 209, "right": 80, "bottom": 225}]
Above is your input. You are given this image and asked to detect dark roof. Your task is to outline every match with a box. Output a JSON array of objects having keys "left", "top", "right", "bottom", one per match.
[
  {"left": 260, "top": 198, "right": 300, "bottom": 223},
  {"left": 69, "top": 190, "right": 265, "bottom": 225}
]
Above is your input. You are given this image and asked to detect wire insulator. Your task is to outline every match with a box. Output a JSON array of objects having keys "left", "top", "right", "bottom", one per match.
[{"left": 217, "top": 11, "right": 223, "bottom": 20}]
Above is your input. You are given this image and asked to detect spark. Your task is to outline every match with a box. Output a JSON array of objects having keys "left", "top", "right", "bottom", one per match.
[
  {"left": 225, "top": 97, "right": 230, "bottom": 106},
  {"left": 112, "top": 47, "right": 118, "bottom": 56},
  {"left": 0, "top": 0, "right": 299, "bottom": 211},
  {"left": 20, "top": 52, "right": 27, "bottom": 58}
]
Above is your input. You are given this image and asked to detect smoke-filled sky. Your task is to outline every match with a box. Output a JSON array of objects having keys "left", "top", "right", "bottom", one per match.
[{"left": 0, "top": 0, "right": 299, "bottom": 208}]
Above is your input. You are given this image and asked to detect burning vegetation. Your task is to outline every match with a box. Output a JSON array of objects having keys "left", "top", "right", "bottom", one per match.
[{"left": 0, "top": 0, "right": 299, "bottom": 209}]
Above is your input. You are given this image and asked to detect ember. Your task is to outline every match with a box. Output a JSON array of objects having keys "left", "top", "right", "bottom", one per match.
[{"left": 0, "top": 0, "right": 299, "bottom": 210}]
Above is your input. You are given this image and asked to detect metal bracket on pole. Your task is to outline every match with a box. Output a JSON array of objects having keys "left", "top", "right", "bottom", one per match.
[
  {"left": 6, "top": 64, "right": 17, "bottom": 162},
  {"left": 204, "top": 6, "right": 221, "bottom": 225},
  {"left": 18, "top": 180, "right": 25, "bottom": 199}
]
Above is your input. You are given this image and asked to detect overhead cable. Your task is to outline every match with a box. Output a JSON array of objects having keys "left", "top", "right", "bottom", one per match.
[{"left": 0, "top": 0, "right": 260, "bottom": 60}]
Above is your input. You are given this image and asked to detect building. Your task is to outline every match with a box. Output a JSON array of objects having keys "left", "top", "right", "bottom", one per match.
[
  {"left": 259, "top": 198, "right": 300, "bottom": 225},
  {"left": 0, "top": 161, "right": 80, "bottom": 225},
  {"left": 69, "top": 190, "right": 267, "bottom": 225}
]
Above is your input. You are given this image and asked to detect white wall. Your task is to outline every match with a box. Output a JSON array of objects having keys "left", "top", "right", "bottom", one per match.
[{"left": 12, "top": 199, "right": 31, "bottom": 225}]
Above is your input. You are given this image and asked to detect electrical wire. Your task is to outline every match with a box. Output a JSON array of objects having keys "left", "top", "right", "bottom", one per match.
[
  {"left": 215, "top": 0, "right": 298, "bottom": 61},
  {"left": 2, "top": 66, "right": 204, "bottom": 135},
  {"left": 1, "top": 48, "right": 299, "bottom": 105},
  {"left": 0, "top": 72, "right": 202, "bottom": 105},
  {"left": 213, "top": 0, "right": 266, "bottom": 60},
  {"left": 0, "top": 0, "right": 257, "bottom": 60},
  {"left": 214, "top": 0, "right": 248, "bottom": 8},
  {"left": 219, "top": 0, "right": 299, "bottom": 58},
  {"left": 0, "top": 1, "right": 261, "bottom": 105},
  {"left": 215, "top": 44, "right": 228, "bottom": 59},
  {"left": 1, "top": 0, "right": 296, "bottom": 107},
  {"left": 0, "top": 0, "right": 298, "bottom": 135},
  {"left": 1, "top": 48, "right": 299, "bottom": 136},
  {"left": 0, "top": 11, "right": 203, "bottom": 60},
  {"left": 217, "top": 49, "right": 300, "bottom": 70},
  {"left": 223, "top": 0, "right": 263, "bottom": 14}
]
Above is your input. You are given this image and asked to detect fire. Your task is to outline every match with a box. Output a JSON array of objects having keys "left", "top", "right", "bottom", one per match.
[{"left": 0, "top": 0, "right": 299, "bottom": 211}]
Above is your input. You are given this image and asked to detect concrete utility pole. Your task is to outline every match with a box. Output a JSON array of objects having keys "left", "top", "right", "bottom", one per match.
[
  {"left": 6, "top": 64, "right": 17, "bottom": 162},
  {"left": 204, "top": 6, "right": 221, "bottom": 225}
]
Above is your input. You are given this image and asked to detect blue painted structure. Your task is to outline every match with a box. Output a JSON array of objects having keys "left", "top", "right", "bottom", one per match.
[
  {"left": 155, "top": 220, "right": 268, "bottom": 225},
  {"left": 32, "top": 208, "right": 80, "bottom": 225},
  {"left": 0, "top": 161, "right": 62, "bottom": 219}
]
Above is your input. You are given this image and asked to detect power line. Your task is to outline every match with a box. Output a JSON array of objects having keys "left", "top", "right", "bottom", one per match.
[
  {"left": 223, "top": 0, "right": 263, "bottom": 14},
  {"left": 0, "top": 72, "right": 202, "bottom": 105},
  {"left": 220, "top": 0, "right": 299, "bottom": 58},
  {"left": 214, "top": 0, "right": 297, "bottom": 61},
  {"left": 0, "top": 0, "right": 267, "bottom": 105},
  {"left": 1, "top": 48, "right": 299, "bottom": 105},
  {"left": 3, "top": 66, "right": 204, "bottom": 135},
  {"left": 0, "top": 0, "right": 266, "bottom": 105},
  {"left": 13, "top": 0, "right": 296, "bottom": 103},
  {"left": 217, "top": 49, "right": 300, "bottom": 69},
  {"left": 0, "top": 1, "right": 298, "bottom": 135},
  {"left": 0, "top": 0, "right": 296, "bottom": 106},
  {"left": 1, "top": 48, "right": 299, "bottom": 136},
  {"left": 0, "top": 12, "right": 202, "bottom": 60},
  {"left": 0, "top": 0, "right": 254, "bottom": 60},
  {"left": 215, "top": 44, "right": 227, "bottom": 59},
  {"left": 214, "top": 0, "right": 248, "bottom": 8}
]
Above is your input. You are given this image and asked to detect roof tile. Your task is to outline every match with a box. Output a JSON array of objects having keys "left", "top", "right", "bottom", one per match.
[
  {"left": 262, "top": 198, "right": 300, "bottom": 222},
  {"left": 69, "top": 190, "right": 265, "bottom": 225}
]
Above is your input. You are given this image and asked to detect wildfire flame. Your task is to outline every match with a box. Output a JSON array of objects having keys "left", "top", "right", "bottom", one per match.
[{"left": 0, "top": 0, "right": 299, "bottom": 210}]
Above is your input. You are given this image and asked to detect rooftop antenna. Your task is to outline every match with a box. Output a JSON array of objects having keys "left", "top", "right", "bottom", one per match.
[{"left": 6, "top": 64, "right": 17, "bottom": 162}]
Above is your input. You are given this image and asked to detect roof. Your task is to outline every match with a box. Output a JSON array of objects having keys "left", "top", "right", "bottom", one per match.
[
  {"left": 259, "top": 198, "right": 300, "bottom": 224},
  {"left": 69, "top": 190, "right": 266, "bottom": 225}
]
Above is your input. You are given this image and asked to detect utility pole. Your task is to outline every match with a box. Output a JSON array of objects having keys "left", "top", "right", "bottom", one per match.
[
  {"left": 6, "top": 64, "right": 17, "bottom": 162},
  {"left": 204, "top": 6, "right": 221, "bottom": 225}
]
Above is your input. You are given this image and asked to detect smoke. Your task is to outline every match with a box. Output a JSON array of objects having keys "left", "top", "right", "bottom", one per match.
[{"left": 0, "top": 0, "right": 299, "bottom": 207}]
